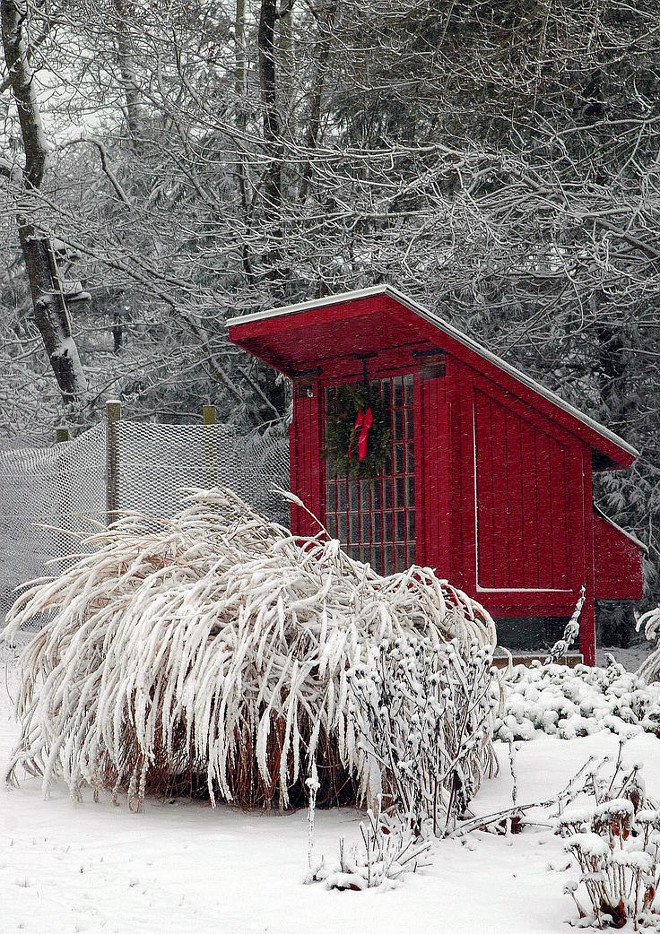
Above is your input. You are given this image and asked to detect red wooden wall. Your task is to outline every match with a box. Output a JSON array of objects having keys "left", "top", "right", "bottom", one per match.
[
  {"left": 230, "top": 290, "right": 645, "bottom": 667},
  {"left": 474, "top": 387, "right": 572, "bottom": 591},
  {"left": 289, "top": 387, "right": 323, "bottom": 539},
  {"left": 278, "top": 328, "right": 646, "bottom": 667},
  {"left": 444, "top": 358, "right": 596, "bottom": 661},
  {"left": 594, "top": 513, "right": 644, "bottom": 601},
  {"left": 415, "top": 368, "right": 450, "bottom": 575}
]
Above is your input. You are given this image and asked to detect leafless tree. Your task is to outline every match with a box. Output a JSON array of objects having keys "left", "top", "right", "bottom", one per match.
[
  {"left": 1, "top": 0, "right": 88, "bottom": 402},
  {"left": 0, "top": 0, "right": 657, "bottom": 612}
]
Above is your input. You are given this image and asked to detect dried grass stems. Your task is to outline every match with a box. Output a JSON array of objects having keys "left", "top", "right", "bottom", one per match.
[
  {"left": 348, "top": 637, "right": 499, "bottom": 836},
  {"left": 558, "top": 742, "right": 660, "bottom": 930},
  {"left": 2, "top": 487, "right": 497, "bottom": 814}
]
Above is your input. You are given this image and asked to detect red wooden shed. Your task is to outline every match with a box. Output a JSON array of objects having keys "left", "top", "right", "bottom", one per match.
[{"left": 228, "top": 285, "right": 644, "bottom": 664}]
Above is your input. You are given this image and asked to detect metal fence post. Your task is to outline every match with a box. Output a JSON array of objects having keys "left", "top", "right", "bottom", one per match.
[
  {"left": 55, "top": 425, "right": 71, "bottom": 572},
  {"left": 203, "top": 404, "right": 218, "bottom": 489},
  {"left": 106, "top": 400, "right": 121, "bottom": 525}
]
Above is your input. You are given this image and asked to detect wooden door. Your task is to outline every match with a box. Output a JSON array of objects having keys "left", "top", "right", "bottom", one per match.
[{"left": 324, "top": 374, "right": 416, "bottom": 575}]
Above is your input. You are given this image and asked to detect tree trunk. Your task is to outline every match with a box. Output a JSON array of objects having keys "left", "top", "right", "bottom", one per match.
[
  {"left": 112, "top": 0, "right": 144, "bottom": 149},
  {"left": 299, "top": 2, "right": 337, "bottom": 204},
  {"left": 1, "top": 0, "right": 87, "bottom": 403},
  {"left": 278, "top": 0, "right": 294, "bottom": 132},
  {"left": 235, "top": 0, "right": 246, "bottom": 125},
  {"left": 258, "top": 0, "right": 286, "bottom": 296}
]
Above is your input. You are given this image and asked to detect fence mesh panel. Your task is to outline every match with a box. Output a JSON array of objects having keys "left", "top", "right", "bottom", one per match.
[
  {"left": 115, "top": 422, "right": 290, "bottom": 525},
  {"left": 0, "top": 424, "right": 106, "bottom": 623},
  {"left": 0, "top": 419, "right": 290, "bottom": 624}
]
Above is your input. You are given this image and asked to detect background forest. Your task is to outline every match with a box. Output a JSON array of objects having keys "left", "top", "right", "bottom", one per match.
[{"left": 1, "top": 0, "right": 658, "bottom": 627}]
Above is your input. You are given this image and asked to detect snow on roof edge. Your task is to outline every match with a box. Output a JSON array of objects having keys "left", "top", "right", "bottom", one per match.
[
  {"left": 593, "top": 505, "right": 647, "bottom": 552},
  {"left": 228, "top": 284, "right": 639, "bottom": 462}
]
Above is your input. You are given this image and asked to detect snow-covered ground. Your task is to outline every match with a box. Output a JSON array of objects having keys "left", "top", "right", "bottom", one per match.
[
  {"left": 3, "top": 636, "right": 660, "bottom": 934},
  {"left": 597, "top": 640, "right": 655, "bottom": 671}
]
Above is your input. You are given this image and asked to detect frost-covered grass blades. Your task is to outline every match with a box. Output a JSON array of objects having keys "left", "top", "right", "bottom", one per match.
[{"left": 2, "top": 487, "right": 497, "bottom": 814}]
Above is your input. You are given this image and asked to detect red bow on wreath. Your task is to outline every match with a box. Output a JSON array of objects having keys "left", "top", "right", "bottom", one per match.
[{"left": 349, "top": 407, "right": 374, "bottom": 461}]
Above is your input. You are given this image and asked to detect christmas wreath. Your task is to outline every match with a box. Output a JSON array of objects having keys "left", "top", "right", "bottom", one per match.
[{"left": 324, "top": 383, "right": 391, "bottom": 479}]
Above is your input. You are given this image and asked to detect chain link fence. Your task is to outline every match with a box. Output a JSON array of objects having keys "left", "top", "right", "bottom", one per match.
[{"left": 0, "top": 414, "right": 290, "bottom": 624}]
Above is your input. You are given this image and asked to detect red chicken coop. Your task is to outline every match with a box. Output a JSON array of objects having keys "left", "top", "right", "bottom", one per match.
[{"left": 228, "top": 285, "right": 644, "bottom": 664}]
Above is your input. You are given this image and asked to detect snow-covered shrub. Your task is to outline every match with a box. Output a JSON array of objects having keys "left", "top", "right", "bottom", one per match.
[
  {"left": 308, "top": 795, "right": 432, "bottom": 891},
  {"left": 495, "top": 659, "right": 660, "bottom": 742},
  {"left": 305, "top": 630, "right": 497, "bottom": 892},
  {"left": 348, "top": 635, "right": 497, "bottom": 834},
  {"left": 1, "top": 487, "right": 497, "bottom": 814},
  {"left": 558, "top": 749, "right": 660, "bottom": 929}
]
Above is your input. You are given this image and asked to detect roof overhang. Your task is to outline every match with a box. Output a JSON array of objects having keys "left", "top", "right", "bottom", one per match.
[
  {"left": 228, "top": 287, "right": 420, "bottom": 375},
  {"left": 228, "top": 285, "right": 638, "bottom": 470}
]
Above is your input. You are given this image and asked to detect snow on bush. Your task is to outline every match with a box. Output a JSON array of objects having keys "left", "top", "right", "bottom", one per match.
[
  {"left": 308, "top": 795, "right": 433, "bottom": 891},
  {"left": 1, "top": 487, "right": 498, "bottom": 817},
  {"left": 495, "top": 659, "right": 660, "bottom": 743},
  {"left": 304, "top": 629, "right": 498, "bottom": 891},
  {"left": 348, "top": 634, "right": 497, "bottom": 835},
  {"left": 557, "top": 746, "right": 660, "bottom": 929}
]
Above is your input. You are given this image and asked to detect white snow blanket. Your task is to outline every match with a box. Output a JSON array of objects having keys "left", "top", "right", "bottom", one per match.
[{"left": 4, "top": 635, "right": 660, "bottom": 934}]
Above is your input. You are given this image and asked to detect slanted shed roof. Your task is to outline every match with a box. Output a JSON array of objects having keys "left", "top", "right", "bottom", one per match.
[{"left": 228, "top": 284, "right": 638, "bottom": 471}]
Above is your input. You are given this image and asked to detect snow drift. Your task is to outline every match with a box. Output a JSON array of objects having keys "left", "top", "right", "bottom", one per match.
[{"left": 2, "top": 488, "right": 498, "bottom": 817}]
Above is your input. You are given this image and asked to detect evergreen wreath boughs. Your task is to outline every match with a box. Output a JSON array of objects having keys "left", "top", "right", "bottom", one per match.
[{"left": 325, "top": 384, "right": 391, "bottom": 479}]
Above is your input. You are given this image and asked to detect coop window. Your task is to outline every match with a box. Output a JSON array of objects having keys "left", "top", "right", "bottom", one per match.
[{"left": 324, "top": 374, "right": 416, "bottom": 575}]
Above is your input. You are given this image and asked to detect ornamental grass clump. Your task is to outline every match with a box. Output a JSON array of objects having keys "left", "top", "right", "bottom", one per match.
[
  {"left": 2, "top": 487, "right": 497, "bottom": 816},
  {"left": 637, "top": 607, "right": 660, "bottom": 684}
]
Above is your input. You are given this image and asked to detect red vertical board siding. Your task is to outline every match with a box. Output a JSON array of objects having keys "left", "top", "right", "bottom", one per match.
[
  {"left": 289, "top": 397, "right": 305, "bottom": 535},
  {"left": 474, "top": 393, "right": 494, "bottom": 587},
  {"left": 520, "top": 417, "right": 537, "bottom": 588},
  {"left": 413, "top": 376, "right": 426, "bottom": 566},
  {"left": 473, "top": 385, "right": 578, "bottom": 594},
  {"left": 488, "top": 391, "right": 509, "bottom": 588},
  {"left": 456, "top": 365, "right": 478, "bottom": 594},
  {"left": 428, "top": 376, "right": 441, "bottom": 569},
  {"left": 549, "top": 444, "right": 569, "bottom": 587},
  {"left": 448, "top": 364, "right": 465, "bottom": 589},
  {"left": 505, "top": 407, "right": 525, "bottom": 587},
  {"left": 416, "top": 371, "right": 450, "bottom": 576},
  {"left": 288, "top": 418, "right": 299, "bottom": 534},
  {"left": 289, "top": 389, "right": 323, "bottom": 537},
  {"left": 580, "top": 446, "right": 596, "bottom": 665},
  {"left": 308, "top": 391, "right": 324, "bottom": 532},
  {"left": 436, "top": 372, "right": 451, "bottom": 577},
  {"left": 594, "top": 515, "right": 644, "bottom": 600},
  {"left": 534, "top": 430, "right": 553, "bottom": 589}
]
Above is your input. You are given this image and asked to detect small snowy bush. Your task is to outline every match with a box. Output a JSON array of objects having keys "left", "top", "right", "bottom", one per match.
[
  {"left": 495, "top": 659, "right": 660, "bottom": 743},
  {"left": 558, "top": 747, "right": 660, "bottom": 929},
  {"left": 308, "top": 795, "right": 432, "bottom": 891},
  {"left": 304, "top": 630, "right": 497, "bottom": 893},
  {"left": 2, "top": 487, "right": 498, "bottom": 816},
  {"left": 348, "top": 634, "right": 497, "bottom": 834}
]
